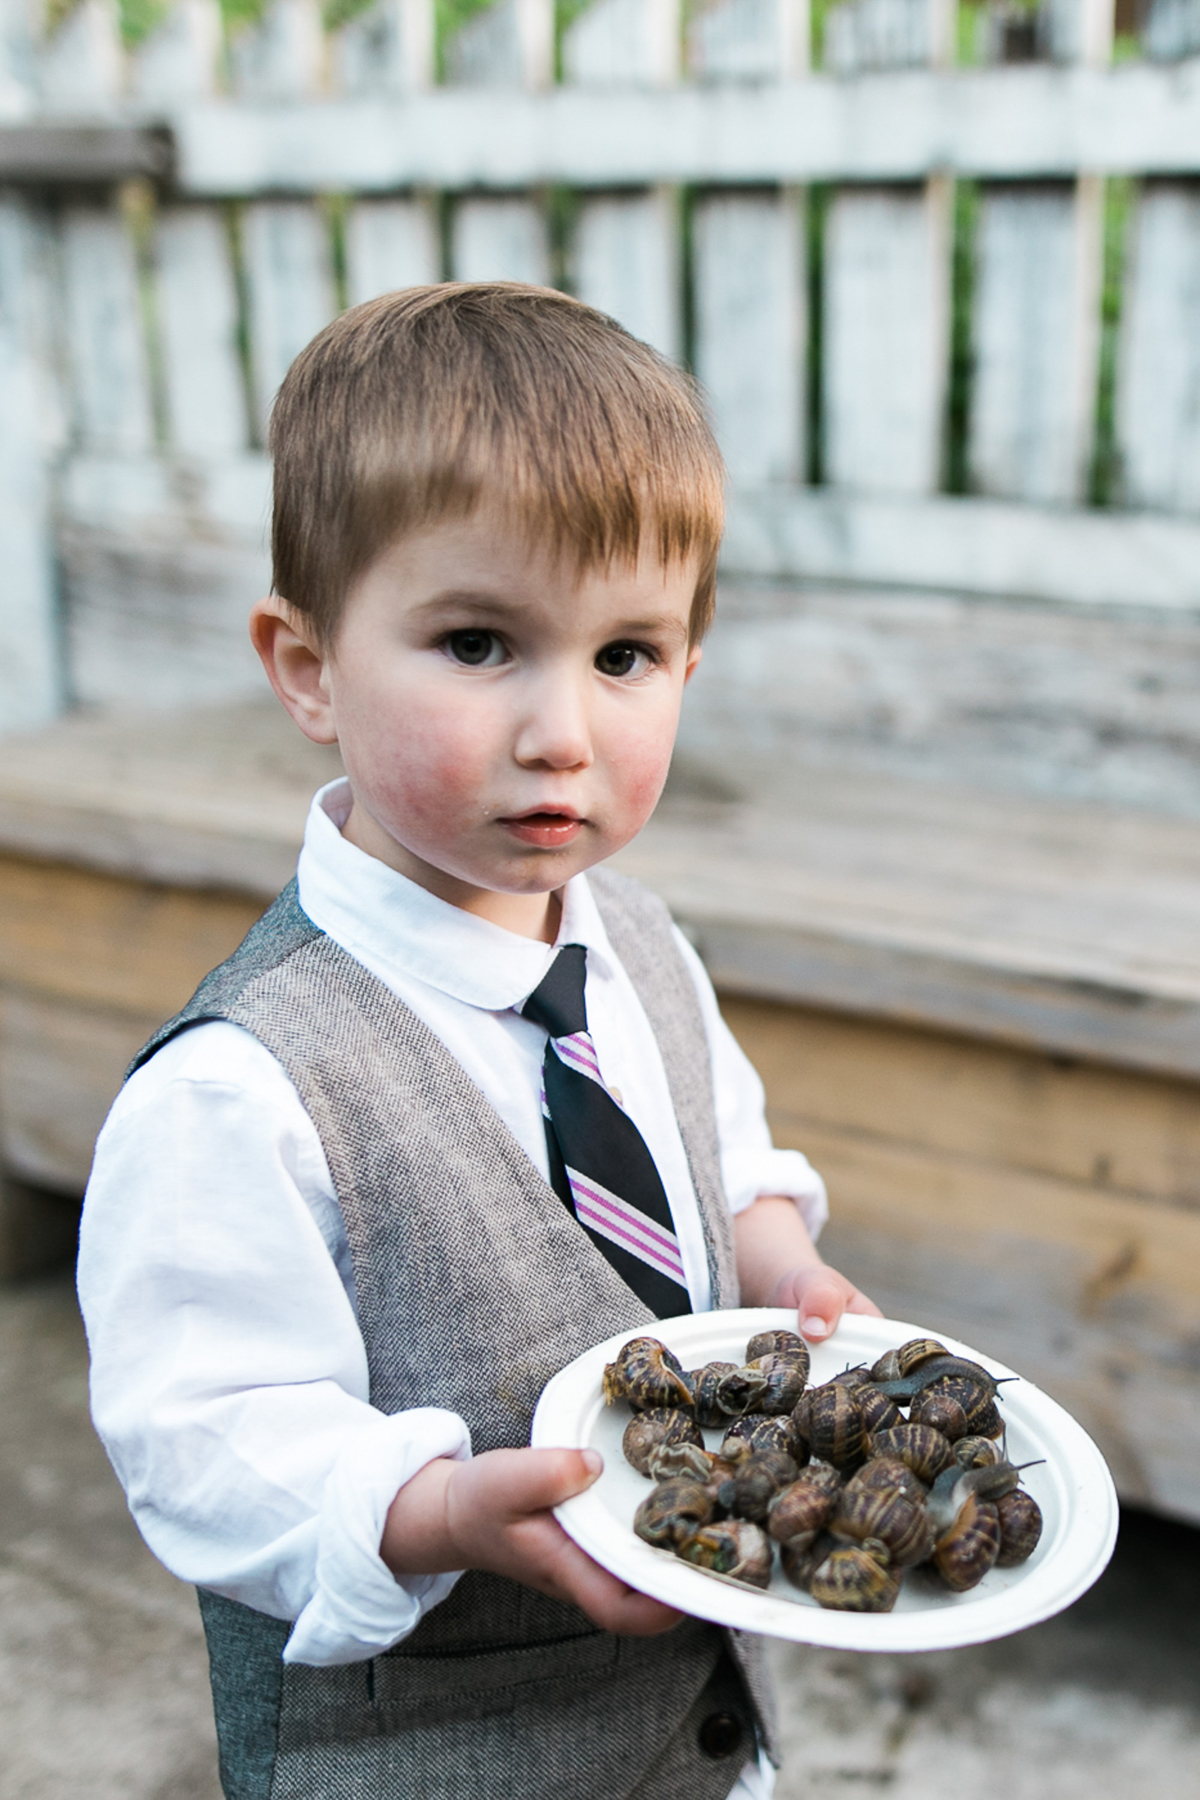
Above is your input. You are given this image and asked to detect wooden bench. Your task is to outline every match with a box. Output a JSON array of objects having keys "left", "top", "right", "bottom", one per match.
[{"left": 1, "top": 698, "right": 1198, "bottom": 1523}]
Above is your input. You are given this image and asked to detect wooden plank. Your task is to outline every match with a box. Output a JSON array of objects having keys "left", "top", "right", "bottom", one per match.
[
  {"left": 802, "top": 1123, "right": 1200, "bottom": 1517},
  {"left": 823, "top": 179, "right": 950, "bottom": 494},
  {"left": 172, "top": 63, "right": 1200, "bottom": 196},
  {"left": 444, "top": 0, "right": 553, "bottom": 88},
  {"left": 155, "top": 204, "right": 248, "bottom": 456},
  {"left": 562, "top": 0, "right": 680, "bottom": 85},
  {"left": 345, "top": 196, "right": 439, "bottom": 305},
  {"left": 131, "top": 0, "right": 222, "bottom": 105},
  {"left": 36, "top": 0, "right": 123, "bottom": 115},
  {"left": 0, "top": 855, "right": 265, "bottom": 1019},
  {"left": 720, "top": 484, "right": 1200, "bottom": 607},
  {"left": 0, "top": 990, "right": 167, "bottom": 1194},
  {"left": 0, "top": 126, "right": 172, "bottom": 182},
  {"left": 688, "top": 0, "right": 810, "bottom": 79},
  {"left": 0, "top": 194, "right": 63, "bottom": 732},
  {"left": 451, "top": 194, "right": 550, "bottom": 284},
  {"left": 971, "top": 179, "right": 1103, "bottom": 504},
  {"left": 572, "top": 188, "right": 680, "bottom": 359},
  {"left": 229, "top": 0, "right": 325, "bottom": 101},
  {"left": 60, "top": 200, "right": 155, "bottom": 456},
  {"left": 242, "top": 199, "right": 336, "bottom": 440},
  {"left": 1117, "top": 179, "right": 1200, "bottom": 515},
  {"left": 692, "top": 188, "right": 804, "bottom": 481},
  {"left": 720, "top": 996, "right": 1200, "bottom": 1209},
  {"left": 333, "top": 0, "right": 434, "bottom": 96}
]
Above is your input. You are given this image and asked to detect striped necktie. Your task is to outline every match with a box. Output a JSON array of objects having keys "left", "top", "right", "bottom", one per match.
[{"left": 522, "top": 943, "right": 691, "bottom": 1319}]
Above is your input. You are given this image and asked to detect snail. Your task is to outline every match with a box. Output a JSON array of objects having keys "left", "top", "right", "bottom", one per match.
[
  {"left": 843, "top": 1456, "right": 927, "bottom": 1506},
  {"left": 721, "top": 1412, "right": 804, "bottom": 1463},
  {"left": 711, "top": 1361, "right": 770, "bottom": 1418},
  {"left": 767, "top": 1465, "right": 843, "bottom": 1546},
  {"left": 829, "top": 1482, "right": 935, "bottom": 1569},
  {"left": 793, "top": 1382, "right": 867, "bottom": 1471},
  {"left": 633, "top": 1476, "right": 714, "bottom": 1549},
  {"left": 646, "top": 1440, "right": 715, "bottom": 1483},
  {"left": 677, "top": 1520, "right": 773, "bottom": 1588},
  {"left": 855, "top": 1385, "right": 904, "bottom": 1435},
  {"left": 690, "top": 1361, "right": 740, "bottom": 1428},
  {"left": 603, "top": 1337, "right": 693, "bottom": 1411},
  {"left": 780, "top": 1529, "right": 835, "bottom": 1592},
  {"left": 995, "top": 1488, "right": 1043, "bottom": 1566},
  {"left": 810, "top": 1543, "right": 901, "bottom": 1613},
  {"left": 953, "top": 1435, "right": 1003, "bottom": 1470},
  {"left": 714, "top": 1449, "right": 800, "bottom": 1523},
  {"left": 622, "top": 1407, "right": 704, "bottom": 1477},
  {"left": 746, "top": 1328, "right": 811, "bottom": 1384},
  {"left": 932, "top": 1494, "right": 1002, "bottom": 1591},
  {"left": 869, "top": 1339, "right": 946, "bottom": 1384},
  {"left": 867, "top": 1422, "right": 955, "bottom": 1484},
  {"left": 742, "top": 1352, "right": 809, "bottom": 1417}
]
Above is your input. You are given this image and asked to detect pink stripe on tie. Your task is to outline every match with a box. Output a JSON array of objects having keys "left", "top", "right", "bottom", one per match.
[
  {"left": 567, "top": 1168, "right": 686, "bottom": 1285},
  {"left": 555, "top": 1034, "right": 602, "bottom": 1081}
]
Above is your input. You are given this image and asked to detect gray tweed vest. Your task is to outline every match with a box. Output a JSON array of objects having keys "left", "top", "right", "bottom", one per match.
[{"left": 130, "top": 866, "right": 777, "bottom": 1800}]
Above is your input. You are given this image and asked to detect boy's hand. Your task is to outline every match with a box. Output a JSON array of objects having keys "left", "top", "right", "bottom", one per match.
[
  {"left": 381, "top": 1446, "right": 682, "bottom": 1637},
  {"left": 770, "top": 1260, "right": 881, "bottom": 1344},
  {"left": 734, "top": 1193, "right": 882, "bottom": 1343}
]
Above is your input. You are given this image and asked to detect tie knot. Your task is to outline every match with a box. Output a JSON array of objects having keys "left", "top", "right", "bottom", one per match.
[{"left": 523, "top": 943, "right": 588, "bottom": 1039}]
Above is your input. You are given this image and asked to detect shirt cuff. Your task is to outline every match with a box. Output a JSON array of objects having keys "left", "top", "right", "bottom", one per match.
[
  {"left": 724, "top": 1147, "right": 829, "bottom": 1243},
  {"left": 284, "top": 1406, "right": 471, "bottom": 1666}
]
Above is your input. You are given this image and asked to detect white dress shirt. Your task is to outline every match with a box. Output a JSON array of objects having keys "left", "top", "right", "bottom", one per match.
[{"left": 79, "top": 780, "right": 824, "bottom": 1795}]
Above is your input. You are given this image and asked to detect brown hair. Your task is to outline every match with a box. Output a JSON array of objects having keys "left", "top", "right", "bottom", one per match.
[{"left": 269, "top": 282, "right": 724, "bottom": 646}]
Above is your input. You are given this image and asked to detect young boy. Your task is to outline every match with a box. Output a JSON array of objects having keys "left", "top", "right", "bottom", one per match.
[{"left": 79, "top": 283, "right": 879, "bottom": 1800}]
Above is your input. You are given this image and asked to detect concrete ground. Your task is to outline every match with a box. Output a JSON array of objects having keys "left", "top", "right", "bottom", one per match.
[{"left": 3, "top": 1269, "right": 1200, "bottom": 1800}]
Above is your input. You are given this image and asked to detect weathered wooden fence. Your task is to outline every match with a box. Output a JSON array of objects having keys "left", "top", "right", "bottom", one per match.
[{"left": 4, "top": 0, "right": 1200, "bottom": 786}]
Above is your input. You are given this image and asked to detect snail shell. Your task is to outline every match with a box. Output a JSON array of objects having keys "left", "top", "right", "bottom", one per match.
[
  {"left": 715, "top": 1449, "right": 800, "bottom": 1524},
  {"left": 746, "top": 1352, "right": 809, "bottom": 1417},
  {"left": 869, "top": 1348, "right": 903, "bottom": 1384},
  {"left": 829, "top": 1365, "right": 873, "bottom": 1391},
  {"left": 925, "top": 1459, "right": 1022, "bottom": 1536},
  {"left": 896, "top": 1337, "right": 949, "bottom": 1377},
  {"left": 810, "top": 1544, "right": 901, "bottom": 1613},
  {"left": 872, "top": 1355, "right": 1002, "bottom": 1405},
  {"left": 603, "top": 1337, "right": 694, "bottom": 1411},
  {"left": 909, "top": 1387, "right": 969, "bottom": 1442},
  {"left": 830, "top": 1483, "right": 935, "bottom": 1569},
  {"left": 933, "top": 1494, "right": 1001, "bottom": 1591},
  {"left": 622, "top": 1407, "right": 704, "bottom": 1478},
  {"left": 714, "top": 1362, "right": 771, "bottom": 1418},
  {"left": 856, "top": 1385, "right": 904, "bottom": 1435},
  {"left": 633, "top": 1476, "right": 714, "bottom": 1549},
  {"left": 780, "top": 1528, "right": 835, "bottom": 1592},
  {"left": 995, "top": 1488, "right": 1043, "bottom": 1567},
  {"left": 867, "top": 1423, "right": 954, "bottom": 1484},
  {"left": 843, "top": 1455, "right": 928, "bottom": 1506},
  {"left": 794, "top": 1383, "right": 867, "bottom": 1471},
  {"left": 954, "top": 1435, "right": 1003, "bottom": 1470},
  {"left": 923, "top": 1375, "right": 1004, "bottom": 1439},
  {"left": 767, "top": 1469, "right": 842, "bottom": 1544},
  {"left": 689, "top": 1361, "right": 740, "bottom": 1428},
  {"left": 721, "top": 1412, "right": 804, "bottom": 1463},
  {"left": 746, "top": 1329, "right": 810, "bottom": 1384},
  {"left": 677, "top": 1519, "right": 773, "bottom": 1588}
]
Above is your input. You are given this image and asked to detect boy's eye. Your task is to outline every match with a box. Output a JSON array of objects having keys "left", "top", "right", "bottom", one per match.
[
  {"left": 596, "top": 642, "right": 653, "bottom": 679},
  {"left": 445, "top": 630, "right": 504, "bottom": 667}
]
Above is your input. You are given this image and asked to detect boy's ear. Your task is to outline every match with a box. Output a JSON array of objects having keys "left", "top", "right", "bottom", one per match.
[
  {"left": 683, "top": 643, "right": 703, "bottom": 685},
  {"left": 250, "top": 596, "right": 339, "bottom": 746}
]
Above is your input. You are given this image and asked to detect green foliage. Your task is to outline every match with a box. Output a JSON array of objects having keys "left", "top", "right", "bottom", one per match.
[
  {"left": 219, "top": 0, "right": 269, "bottom": 34},
  {"left": 116, "top": 0, "right": 169, "bottom": 46},
  {"left": 944, "top": 180, "right": 978, "bottom": 495},
  {"left": 1090, "top": 177, "right": 1132, "bottom": 508}
]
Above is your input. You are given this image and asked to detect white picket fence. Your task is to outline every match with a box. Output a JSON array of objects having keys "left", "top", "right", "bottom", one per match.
[{"left": 4, "top": 0, "right": 1200, "bottom": 793}]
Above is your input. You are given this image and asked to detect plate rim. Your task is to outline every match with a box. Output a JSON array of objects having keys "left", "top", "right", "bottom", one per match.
[{"left": 531, "top": 1308, "right": 1120, "bottom": 1653}]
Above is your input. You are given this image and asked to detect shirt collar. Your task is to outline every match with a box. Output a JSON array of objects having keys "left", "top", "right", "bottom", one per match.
[{"left": 296, "top": 778, "right": 616, "bottom": 1012}]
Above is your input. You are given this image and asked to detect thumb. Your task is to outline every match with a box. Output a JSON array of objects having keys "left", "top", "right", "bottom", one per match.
[
  {"left": 480, "top": 1446, "right": 604, "bottom": 1520},
  {"left": 792, "top": 1271, "right": 850, "bottom": 1343}
]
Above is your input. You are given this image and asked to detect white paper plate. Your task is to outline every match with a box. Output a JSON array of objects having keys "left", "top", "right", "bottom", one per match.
[{"left": 531, "top": 1309, "right": 1118, "bottom": 1653}]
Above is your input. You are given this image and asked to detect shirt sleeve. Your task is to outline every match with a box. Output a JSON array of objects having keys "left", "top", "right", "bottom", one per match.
[
  {"left": 671, "top": 927, "right": 829, "bottom": 1241},
  {"left": 77, "top": 1021, "right": 471, "bottom": 1668}
]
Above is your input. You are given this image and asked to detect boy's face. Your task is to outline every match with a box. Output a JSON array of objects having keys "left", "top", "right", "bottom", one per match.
[{"left": 255, "top": 507, "right": 702, "bottom": 938}]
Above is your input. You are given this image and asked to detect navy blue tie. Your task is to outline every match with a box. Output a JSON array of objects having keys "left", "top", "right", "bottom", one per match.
[{"left": 523, "top": 945, "right": 692, "bottom": 1319}]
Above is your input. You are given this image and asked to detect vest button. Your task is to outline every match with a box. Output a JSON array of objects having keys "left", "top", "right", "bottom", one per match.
[
  {"left": 608, "top": 1085, "right": 623, "bottom": 1105},
  {"left": 698, "top": 1711, "right": 744, "bottom": 1760}
]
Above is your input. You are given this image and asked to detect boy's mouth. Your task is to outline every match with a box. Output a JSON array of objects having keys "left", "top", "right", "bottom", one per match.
[{"left": 501, "top": 808, "right": 585, "bottom": 848}]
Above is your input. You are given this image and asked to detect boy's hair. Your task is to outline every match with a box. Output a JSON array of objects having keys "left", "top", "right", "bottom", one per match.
[{"left": 269, "top": 282, "right": 725, "bottom": 646}]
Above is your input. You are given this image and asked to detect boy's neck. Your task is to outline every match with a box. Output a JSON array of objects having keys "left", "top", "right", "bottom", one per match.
[{"left": 341, "top": 800, "right": 563, "bottom": 944}]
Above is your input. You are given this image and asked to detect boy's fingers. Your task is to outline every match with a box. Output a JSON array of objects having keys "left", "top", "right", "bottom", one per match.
[
  {"left": 539, "top": 1529, "right": 683, "bottom": 1636},
  {"left": 794, "top": 1272, "right": 852, "bottom": 1342},
  {"left": 471, "top": 1446, "right": 603, "bottom": 1520}
]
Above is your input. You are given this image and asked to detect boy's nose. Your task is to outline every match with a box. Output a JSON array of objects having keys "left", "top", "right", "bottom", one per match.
[{"left": 513, "top": 681, "right": 593, "bottom": 771}]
